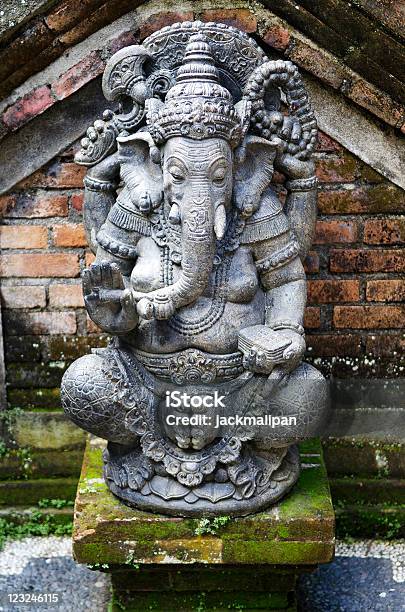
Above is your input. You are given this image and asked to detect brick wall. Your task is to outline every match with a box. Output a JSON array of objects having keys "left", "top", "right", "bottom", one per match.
[{"left": 1, "top": 131, "right": 404, "bottom": 411}]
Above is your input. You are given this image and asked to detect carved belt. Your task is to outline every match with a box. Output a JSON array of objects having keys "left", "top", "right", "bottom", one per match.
[{"left": 132, "top": 348, "right": 244, "bottom": 384}]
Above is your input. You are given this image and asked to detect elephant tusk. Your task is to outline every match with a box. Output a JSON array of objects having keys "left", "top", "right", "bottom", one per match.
[
  {"left": 214, "top": 204, "right": 226, "bottom": 240},
  {"left": 168, "top": 202, "right": 181, "bottom": 225}
]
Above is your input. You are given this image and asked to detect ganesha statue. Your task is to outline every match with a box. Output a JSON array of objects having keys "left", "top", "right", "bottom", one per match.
[{"left": 61, "top": 22, "right": 329, "bottom": 516}]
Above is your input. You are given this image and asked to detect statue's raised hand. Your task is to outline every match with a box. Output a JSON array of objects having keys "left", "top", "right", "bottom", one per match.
[{"left": 83, "top": 261, "right": 137, "bottom": 333}]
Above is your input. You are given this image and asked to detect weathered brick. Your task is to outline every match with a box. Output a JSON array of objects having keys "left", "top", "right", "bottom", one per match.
[
  {"left": 314, "top": 220, "right": 358, "bottom": 244},
  {"left": 308, "top": 280, "right": 360, "bottom": 303},
  {"left": 45, "top": 0, "right": 105, "bottom": 32},
  {"left": 306, "top": 333, "right": 362, "bottom": 357},
  {"left": 347, "top": 78, "right": 404, "bottom": 128},
  {"left": 366, "top": 280, "right": 405, "bottom": 302},
  {"left": 2, "top": 86, "right": 55, "bottom": 130},
  {"left": 139, "top": 11, "right": 194, "bottom": 40},
  {"left": 0, "top": 254, "right": 79, "bottom": 278},
  {"left": 201, "top": 9, "right": 257, "bottom": 32},
  {"left": 53, "top": 224, "right": 87, "bottom": 247},
  {"left": 2, "top": 193, "right": 68, "bottom": 219},
  {"left": 52, "top": 51, "right": 105, "bottom": 100},
  {"left": 365, "top": 333, "right": 405, "bottom": 358},
  {"left": 4, "top": 336, "right": 45, "bottom": 362},
  {"left": 330, "top": 249, "right": 405, "bottom": 273},
  {"left": 0, "top": 195, "right": 17, "bottom": 216},
  {"left": 316, "top": 131, "right": 341, "bottom": 153},
  {"left": 4, "top": 311, "right": 76, "bottom": 335},
  {"left": 304, "top": 306, "right": 321, "bottom": 328},
  {"left": 57, "top": 0, "right": 141, "bottom": 47},
  {"left": 71, "top": 193, "right": 84, "bottom": 212},
  {"left": 87, "top": 315, "right": 100, "bottom": 333},
  {"left": 318, "top": 184, "right": 405, "bottom": 215},
  {"left": 316, "top": 155, "right": 357, "bottom": 182},
  {"left": 303, "top": 251, "right": 319, "bottom": 273},
  {"left": 6, "top": 362, "right": 66, "bottom": 387},
  {"left": 17, "top": 162, "right": 86, "bottom": 189},
  {"left": 1, "top": 286, "right": 46, "bottom": 309},
  {"left": 334, "top": 306, "right": 405, "bottom": 329},
  {"left": 49, "top": 284, "right": 84, "bottom": 308},
  {"left": 106, "top": 30, "right": 138, "bottom": 56},
  {"left": 48, "top": 335, "right": 108, "bottom": 360},
  {"left": 0, "top": 225, "right": 48, "bottom": 249},
  {"left": 263, "top": 20, "right": 291, "bottom": 51},
  {"left": 286, "top": 36, "right": 348, "bottom": 89},
  {"left": 363, "top": 219, "right": 405, "bottom": 245},
  {"left": 85, "top": 251, "right": 96, "bottom": 267},
  {"left": 0, "top": 21, "right": 54, "bottom": 81}
]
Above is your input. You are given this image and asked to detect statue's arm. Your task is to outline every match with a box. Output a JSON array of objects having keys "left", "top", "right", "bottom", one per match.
[
  {"left": 83, "top": 224, "right": 141, "bottom": 334},
  {"left": 82, "top": 152, "right": 120, "bottom": 253},
  {"left": 245, "top": 230, "right": 307, "bottom": 374}
]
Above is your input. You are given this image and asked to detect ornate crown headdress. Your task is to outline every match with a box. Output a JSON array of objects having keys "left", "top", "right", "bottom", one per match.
[{"left": 146, "top": 33, "right": 250, "bottom": 147}]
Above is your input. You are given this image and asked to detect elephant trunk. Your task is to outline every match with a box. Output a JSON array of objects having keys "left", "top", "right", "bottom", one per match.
[{"left": 136, "top": 191, "right": 223, "bottom": 320}]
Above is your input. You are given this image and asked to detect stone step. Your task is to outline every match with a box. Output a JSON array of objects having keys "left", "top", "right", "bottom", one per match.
[
  {"left": 335, "top": 503, "right": 405, "bottom": 539},
  {"left": 0, "top": 477, "right": 78, "bottom": 506},
  {"left": 330, "top": 477, "right": 405, "bottom": 504}
]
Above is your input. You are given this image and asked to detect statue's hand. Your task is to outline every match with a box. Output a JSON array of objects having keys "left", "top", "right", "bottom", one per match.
[
  {"left": 269, "top": 114, "right": 315, "bottom": 179},
  {"left": 82, "top": 261, "right": 137, "bottom": 332},
  {"left": 274, "top": 328, "right": 306, "bottom": 373},
  {"left": 242, "top": 328, "right": 305, "bottom": 375}
]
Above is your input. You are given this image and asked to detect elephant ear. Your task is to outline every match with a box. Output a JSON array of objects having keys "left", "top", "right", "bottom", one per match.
[
  {"left": 233, "top": 135, "right": 278, "bottom": 218},
  {"left": 117, "top": 131, "right": 163, "bottom": 213}
]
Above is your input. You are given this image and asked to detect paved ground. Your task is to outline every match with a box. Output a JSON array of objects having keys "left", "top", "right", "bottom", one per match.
[{"left": 0, "top": 537, "right": 403, "bottom": 611}]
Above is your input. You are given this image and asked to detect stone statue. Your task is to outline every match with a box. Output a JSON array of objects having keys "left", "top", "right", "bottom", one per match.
[{"left": 61, "top": 22, "right": 329, "bottom": 516}]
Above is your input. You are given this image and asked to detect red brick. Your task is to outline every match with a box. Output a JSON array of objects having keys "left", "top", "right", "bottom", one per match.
[
  {"left": 316, "top": 131, "right": 341, "bottom": 153},
  {"left": 304, "top": 306, "right": 321, "bottom": 328},
  {"left": 363, "top": 219, "right": 405, "bottom": 245},
  {"left": 106, "top": 30, "right": 137, "bottom": 55},
  {"left": 0, "top": 194, "right": 16, "bottom": 216},
  {"left": 0, "top": 254, "right": 79, "bottom": 278},
  {"left": 318, "top": 184, "right": 405, "bottom": 214},
  {"left": 0, "top": 225, "right": 48, "bottom": 249},
  {"left": 314, "top": 220, "right": 358, "bottom": 244},
  {"left": 334, "top": 305, "right": 405, "bottom": 329},
  {"left": 1, "top": 286, "right": 46, "bottom": 309},
  {"left": 366, "top": 280, "right": 405, "bottom": 302},
  {"left": 52, "top": 51, "right": 105, "bottom": 100},
  {"left": 303, "top": 251, "right": 319, "bottom": 273},
  {"left": 139, "top": 11, "right": 194, "bottom": 40},
  {"left": 347, "top": 78, "right": 404, "bottom": 128},
  {"left": 18, "top": 162, "right": 86, "bottom": 189},
  {"left": 85, "top": 250, "right": 96, "bottom": 267},
  {"left": 5, "top": 311, "right": 77, "bottom": 335},
  {"left": 2, "top": 86, "right": 55, "bottom": 130},
  {"left": 49, "top": 283, "right": 84, "bottom": 307},
  {"left": 308, "top": 280, "right": 360, "bottom": 304},
  {"left": 2, "top": 193, "right": 68, "bottom": 219},
  {"left": 316, "top": 155, "right": 357, "bottom": 182},
  {"left": 263, "top": 22, "right": 291, "bottom": 51},
  {"left": 87, "top": 315, "right": 100, "bottom": 333},
  {"left": 330, "top": 249, "right": 405, "bottom": 273},
  {"left": 201, "top": 9, "right": 257, "bottom": 32},
  {"left": 365, "top": 333, "right": 405, "bottom": 358},
  {"left": 306, "top": 333, "right": 361, "bottom": 357},
  {"left": 71, "top": 193, "right": 84, "bottom": 212},
  {"left": 45, "top": 0, "right": 104, "bottom": 32},
  {"left": 53, "top": 224, "right": 87, "bottom": 247},
  {"left": 287, "top": 37, "right": 348, "bottom": 89}
]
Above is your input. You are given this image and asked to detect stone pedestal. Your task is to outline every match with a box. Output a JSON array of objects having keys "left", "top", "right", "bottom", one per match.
[{"left": 72, "top": 437, "right": 335, "bottom": 611}]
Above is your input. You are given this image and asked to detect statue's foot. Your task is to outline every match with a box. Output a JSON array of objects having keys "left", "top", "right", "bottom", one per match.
[{"left": 103, "top": 442, "right": 300, "bottom": 517}]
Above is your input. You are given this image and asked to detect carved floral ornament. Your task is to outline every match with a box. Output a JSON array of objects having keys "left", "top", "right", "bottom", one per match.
[{"left": 61, "top": 21, "right": 329, "bottom": 517}]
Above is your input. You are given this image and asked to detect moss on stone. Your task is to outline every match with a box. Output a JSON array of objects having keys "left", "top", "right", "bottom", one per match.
[
  {"left": 0, "top": 478, "right": 78, "bottom": 506},
  {"left": 72, "top": 438, "right": 334, "bottom": 567}
]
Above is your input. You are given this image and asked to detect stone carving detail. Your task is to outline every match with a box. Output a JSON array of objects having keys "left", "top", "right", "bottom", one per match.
[{"left": 61, "top": 21, "right": 329, "bottom": 517}]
